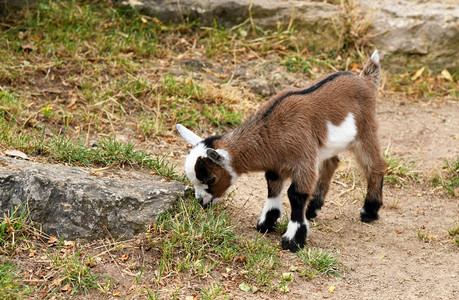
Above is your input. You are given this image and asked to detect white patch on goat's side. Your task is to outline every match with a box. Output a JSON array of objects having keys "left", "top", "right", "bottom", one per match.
[
  {"left": 318, "top": 113, "right": 357, "bottom": 162},
  {"left": 282, "top": 220, "right": 309, "bottom": 241},
  {"left": 258, "top": 194, "right": 283, "bottom": 224}
]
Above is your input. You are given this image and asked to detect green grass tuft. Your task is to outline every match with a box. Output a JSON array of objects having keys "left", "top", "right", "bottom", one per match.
[
  {"left": 432, "top": 157, "right": 459, "bottom": 197},
  {"left": 383, "top": 151, "right": 419, "bottom": 187},
  {"left": 47, "top": 247, "right": 110, "bottom": 296},
  {"left": 296, "top": 248, "right": 344, "bottom": 278},
  {"left": 0, "top": 262, "right": 33, "bottom": 299},
  {"left": 447, "top": 223, "right": 459, "bottom": 245},
  {"left": 0, "top": 203, "right": 31, "bottom": 254},
  {"left": 281, "top": 55, "right": 311, "bottom": 74}
]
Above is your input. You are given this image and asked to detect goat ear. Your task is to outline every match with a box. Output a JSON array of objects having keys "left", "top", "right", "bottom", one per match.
[
  {"left": 176, "top": 124, "right": 203, "bottom": 146},
  {"left": 206, "top": 149, "right": 224, "bottom": 166}
]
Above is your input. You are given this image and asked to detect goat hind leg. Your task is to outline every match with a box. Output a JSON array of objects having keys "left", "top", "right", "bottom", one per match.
[
  {"left": 353, "top": 141, "right": 386, "bottom": 222},
  {"left": 306, "top": 156, "right": 340, "bottom": 220},
  {"left": 257, "top": 171, "right": 283, "bottom": 233}
]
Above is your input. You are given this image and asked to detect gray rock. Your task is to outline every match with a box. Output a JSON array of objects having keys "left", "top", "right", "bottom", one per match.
[
  {"left": 359, "top": 0, "right": 459, "bottom": 72},
  {"left": 121, "top": 0, "right": 347, "bottom": 51},
  {"left": 0, "top": 156, "right": 187, "bottom": 240}
]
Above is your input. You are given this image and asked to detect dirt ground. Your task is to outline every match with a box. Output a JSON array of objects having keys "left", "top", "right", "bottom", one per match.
[
  {"left": 5, "top": 96, "right": 458, "bottom": 299},
  {"left": 172, "top": 96, "right": 459, "bottom": 299}
]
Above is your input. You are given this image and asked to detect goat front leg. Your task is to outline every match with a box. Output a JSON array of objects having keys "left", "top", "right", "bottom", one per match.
[
  {"left": 306, "top": 156, "right": 340, "bottom": 220},
  {"left": 282, "top": 182, "right": 311, "bottom": 252},
  {"left": 257, "top": 171, "right": 284, "bottom": 233}
]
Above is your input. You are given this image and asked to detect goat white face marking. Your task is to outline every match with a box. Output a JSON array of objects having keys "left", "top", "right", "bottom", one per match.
[
  {"left": 318, "top": 112, "right": 357, "bottom": 162},
  {"left": 282, "top": 220, "right": 309, "bottom": 241},
  {"left": 184, "top": 143, "right": 213, "bottom": 204},
  {"left": 184, "top": 143, "right": 238, "bottom": 205},
  {"left": 258, "top": 194, "right": 283, "bottom": 224}
]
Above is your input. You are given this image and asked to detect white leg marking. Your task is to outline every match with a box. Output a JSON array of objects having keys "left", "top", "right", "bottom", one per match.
[
  {"left": 258, "top": 194, "right": 282, "bottom": 224},
  {"left": 282, "top": 220, "right": 309, "bottom": 241}
]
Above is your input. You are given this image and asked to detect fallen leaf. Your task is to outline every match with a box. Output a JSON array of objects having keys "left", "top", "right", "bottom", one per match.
[
  {"left": 120, "top": 254, "right": 130, "bottom": 262},
  {"left": 29, "top": 249, "right": 37, "bottom": 257},
  {"left": 350, "top": 63, "right": 360, "bottom": 73},
  {"left": 48, "top": 235, "right": 58, "bottom": 245},
  {"left": 113, "top": 290, "right": 122, "bottom": 297},
  {"left": 5, "top": 149, "right": 29, "bottom": 160},
  {"left": 165, "top": 138, "right": 177, "bottom": 143},
  {"left": 239, "top": 282, "right": 251, "bottom": 292},
  {"left": 440, "top": 69, "right": 453, "bottom": 82},
  {"left": 21, "top": 43, "right": 35, "bottom": 52},
  {"left": 61, "top": 283, "right": 72, "bottom": 293},
  {"left": 63, "top": 241, "right": 75, "bottom": 248},
  {"left": 411, "top": 66, "right": 425, "bottom": 81},
  {"left": 235, "top": 254, "right": 246, "bottom": 262}
]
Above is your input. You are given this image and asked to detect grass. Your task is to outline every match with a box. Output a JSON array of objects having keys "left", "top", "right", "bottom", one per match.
[
  {"left": 281, "top": 55, "right": 311, "bottom": 74},
  {"left": 383, "top": 150, "right": 419, "bottom": 187},
  {"left": 147, "top": 196, "right": 281, "bottom": 290},
  {"left": 295, "top": 248, "right": 344, "bottom": 278},
  {"left": 432, "top": 157, "right": 459, "bottom": 197},
  {"left": 47, "top": 248, "right": 110, "bottom": 297},
  {"left": 0, "top": 203, "right": 32, "bottom": 255},
  {"left": 0, "top": 262, "right": 33, "bottom": 299},
  {"left": 144, "top": 195, "right": 343, "bottom": 295},
  {"left": 1, "top": 0, "right": 457, "bottom": 298},
  {"left": 447, "top": 224, "right": 459, "bottom": 246},
  {"left": 0, "top": 0, "right": 456, "bottom": 171}
]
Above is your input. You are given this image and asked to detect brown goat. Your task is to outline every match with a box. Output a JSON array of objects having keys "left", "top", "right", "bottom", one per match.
[{"left": 177, "top": 50, "right": 386, "bottom": 252}]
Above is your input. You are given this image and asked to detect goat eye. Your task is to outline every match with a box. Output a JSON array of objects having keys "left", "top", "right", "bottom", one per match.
[{"left": 206, "top": 176, "right": 216, "bottom": 185}]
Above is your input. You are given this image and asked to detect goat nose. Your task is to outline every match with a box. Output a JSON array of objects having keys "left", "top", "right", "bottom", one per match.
[{"left": 198, "top": 198, "right": 209, "bottom": 209}]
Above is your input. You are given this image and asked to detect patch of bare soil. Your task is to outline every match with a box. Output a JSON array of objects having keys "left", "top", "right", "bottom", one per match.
[{"left": 209, "top": 97, "right": 458, "bottom": 299}]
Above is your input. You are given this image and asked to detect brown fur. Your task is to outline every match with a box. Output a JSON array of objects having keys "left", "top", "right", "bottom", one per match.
[{"left": 213, "top": 70, "right": 385, "bottom": 196}]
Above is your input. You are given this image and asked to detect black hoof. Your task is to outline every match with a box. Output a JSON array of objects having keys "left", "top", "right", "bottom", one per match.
[
  {"left": 281, "top": 237, "right": 304, "bottom": 253},
  {"left": 306, "top": 208, "right": 319, "bottom": 220},
  {"left": 360, "top": 208, "right": 379, "bottom": 223},
  {"left": 281, "top": 222, "right": 308, "bottom": 252},
  {"left": 256, "top": 209, "right": 280, "bottom": 233},
  {"left": 257, "top": 221, "right": 276, "bottom": 233}
]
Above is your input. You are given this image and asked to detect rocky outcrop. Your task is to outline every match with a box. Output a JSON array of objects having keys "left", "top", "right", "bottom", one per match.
[
  {"left": 121, "top": 0, "right": 347, "bottom": 51},
  {"left": 359, "top": 0, "right": 459, "bottom": 72},
  {"left": 0, "top": 156, "right": 187, "bottom": 240}
]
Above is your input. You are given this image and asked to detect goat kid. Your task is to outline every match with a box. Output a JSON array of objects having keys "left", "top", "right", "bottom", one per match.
[{"left": 176, "top": 50, "right": 386, "bottom": 252}]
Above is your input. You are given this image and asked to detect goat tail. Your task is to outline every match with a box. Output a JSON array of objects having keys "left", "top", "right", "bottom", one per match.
[{"left": 360, "top": 50, "right": 380, "bottom": 88}]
